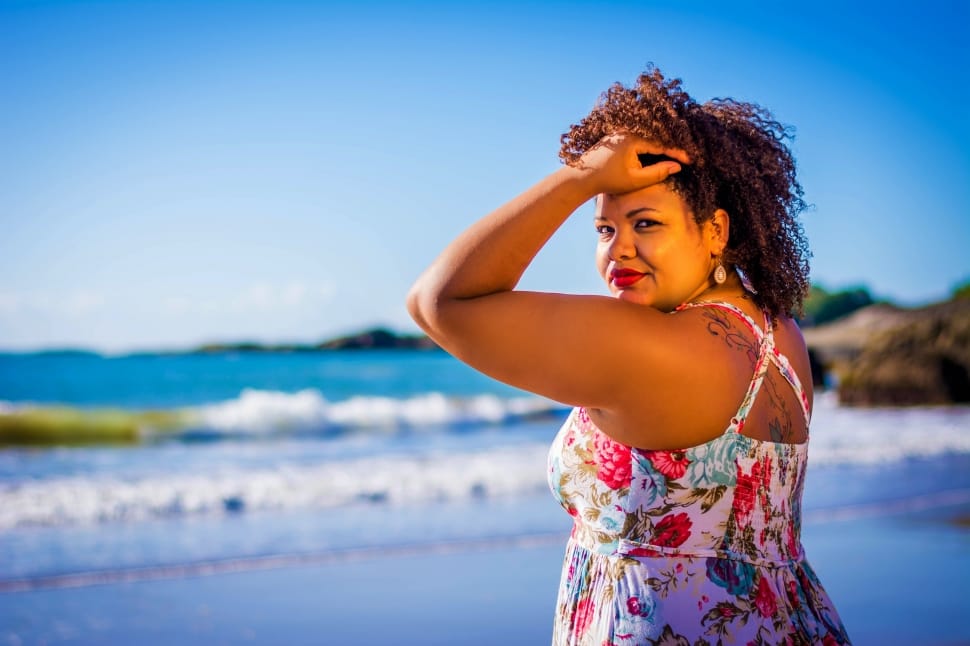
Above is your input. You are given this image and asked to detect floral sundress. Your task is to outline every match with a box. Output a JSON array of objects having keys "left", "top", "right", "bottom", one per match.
[{"left": 547, "top": 302, "right": 851, "bottom": 645}]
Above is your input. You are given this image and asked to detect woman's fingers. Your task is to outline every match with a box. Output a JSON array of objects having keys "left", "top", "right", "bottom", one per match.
[
  {"left": 631, "top": 140, "right": 691, "bottom": 166},
  {"left": 630, "top": 159, "right": 682, "bottom": 186},
  {"left": 573, "top": 132, "right": 690, "bottom": 195},
  {"left": 666, "top": 149, "right": 691, "bottom": 165}
]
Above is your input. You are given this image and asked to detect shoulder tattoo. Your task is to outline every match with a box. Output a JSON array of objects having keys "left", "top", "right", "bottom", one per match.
[{"left": 700, "top": 309, "right": 758, "bottom": 368}]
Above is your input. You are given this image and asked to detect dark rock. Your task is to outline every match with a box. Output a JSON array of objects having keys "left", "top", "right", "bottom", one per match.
[{"left": 837, "top": 299, "right": 970, "bottom": 406}]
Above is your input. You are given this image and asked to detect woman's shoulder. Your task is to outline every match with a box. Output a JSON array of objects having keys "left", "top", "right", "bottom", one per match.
[{"left": 594, "top": 297, "right": 767, "bottom": 450}]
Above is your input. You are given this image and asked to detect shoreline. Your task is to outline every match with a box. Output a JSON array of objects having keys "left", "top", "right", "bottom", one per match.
[
  {"left": 1, "top": 498, "right": 968, "bottom": 645},
  {"left": 0, "top": 531, "right": 568, "bottom": 594},
  {"left": 4, "top": 484, "right": 968, "bottom": 595}
]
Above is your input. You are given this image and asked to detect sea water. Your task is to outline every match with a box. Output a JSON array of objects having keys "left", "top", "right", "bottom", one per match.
[{"left": 0, "top": 349, "right": 968, "bottom": 592}]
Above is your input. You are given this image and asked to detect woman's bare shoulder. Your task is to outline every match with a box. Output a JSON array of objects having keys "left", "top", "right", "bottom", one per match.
[{"left": 591, "top": 304, "right": 765, "bottom": 450}]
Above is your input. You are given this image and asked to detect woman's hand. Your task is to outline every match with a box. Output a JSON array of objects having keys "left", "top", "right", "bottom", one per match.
[{"left": 570, "top": 132, "right": 691, "bottom": 196}]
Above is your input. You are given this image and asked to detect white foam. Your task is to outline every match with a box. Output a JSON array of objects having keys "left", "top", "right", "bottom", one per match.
[
  {"left": 0, "top": 445, "right": 551, "bottom": 530},
  {"left": 188, "top": 388, "right": 330, "bottom": 433},
  {"left": 2, "top": 393, "right": 968, "bottom": 530},
  {"left": 184, "top": 389, "right": 562, "bottom": 434},
  {"left": 807, "top": 392, "right": 970, "bottom": 465}
]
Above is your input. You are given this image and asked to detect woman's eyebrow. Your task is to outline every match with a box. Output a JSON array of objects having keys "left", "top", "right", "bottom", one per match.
[
  {"left": 593, "top": 207, "right": 659, "bottom": 220},
  {"left": 625, "top": 207, "right": 659, "bottom": 218}
]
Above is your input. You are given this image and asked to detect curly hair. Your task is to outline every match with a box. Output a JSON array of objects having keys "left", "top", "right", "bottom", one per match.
[{"left": 560, "top": 65, "right": 810, "bottom": 319}]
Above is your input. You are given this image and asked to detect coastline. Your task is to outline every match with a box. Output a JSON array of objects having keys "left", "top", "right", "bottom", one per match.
[{"left": 2, "top": 487, "right": 967, "bottom": 645}]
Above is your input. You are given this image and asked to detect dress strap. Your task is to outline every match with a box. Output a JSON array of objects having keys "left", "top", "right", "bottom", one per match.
[
  {"left": 769, "top": 347, "right": 812, "bottom": 425},
  {"left": 675, "top": 301, "right": 811, "bottom": 428}
]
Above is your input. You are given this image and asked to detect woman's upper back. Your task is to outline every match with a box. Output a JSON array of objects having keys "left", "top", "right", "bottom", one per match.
[
  {"left": 587, "top": 293, "right": 814, "bottom": 451},
  {"left": 549, "top": 298, "right": 815, "bottom": 563}
]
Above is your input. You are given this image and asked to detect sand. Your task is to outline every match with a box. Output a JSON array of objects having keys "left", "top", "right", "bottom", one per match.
[{"left": 2, "top": 498, "right": 968, "bottom": 645}]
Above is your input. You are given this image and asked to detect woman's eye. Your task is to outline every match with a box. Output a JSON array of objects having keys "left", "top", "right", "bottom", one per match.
[
  {"left": 635, "top": 219, "right": 659, "bottom": 229},
  {"left": 595, "top": 225, "right": 614, "bottom": 235}
]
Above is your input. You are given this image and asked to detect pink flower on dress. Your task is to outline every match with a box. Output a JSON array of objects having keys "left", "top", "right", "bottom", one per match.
[
  {"left": 648, "top": 450, "right": 690, "bottom": 479},
  {"left": 759, "top": 456, "right": 773, "bottom": 508},
  {"left": 574, "top": 596, "right": 595, "bottom": 637},
  {"left": 733, "top": 460, "right": 762, "bottom": 528},
  {"left": 785, "top": 523, "right": 799, "bottom": 557},
  {"left": 626, "top": 597, "right": 643, "bottom": 616},
  {"left": 786, "top": 580, "right": 800, "bottom": 608},
  {"left": 593, "top": 431, "right": 632, "bottom": 490},
  {"left": 651, "top": 512, "right": 692, "bottom": 548},
  {"left": 753, "top": 575, "right": 777, "bottom": 617}
]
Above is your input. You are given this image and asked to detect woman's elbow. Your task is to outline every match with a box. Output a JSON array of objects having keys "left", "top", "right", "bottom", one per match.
[
  {"left": 405, "top": 282, "right": 428, "bottom": 330},
  {"left": 406, "top": 278, "right": 442, "bottom": 334}
]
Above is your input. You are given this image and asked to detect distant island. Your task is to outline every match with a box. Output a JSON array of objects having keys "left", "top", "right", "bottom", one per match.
[{"left": 190, "top": 327, "right": 440, "bottom": 354}]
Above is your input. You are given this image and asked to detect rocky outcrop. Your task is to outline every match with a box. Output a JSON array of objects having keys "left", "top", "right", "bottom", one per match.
[
  {"left": 803, "top": 303, "right": 914, "bottom": 366},
  {"left": 829, "top": 299, "right": 970, "bottom": 406}
]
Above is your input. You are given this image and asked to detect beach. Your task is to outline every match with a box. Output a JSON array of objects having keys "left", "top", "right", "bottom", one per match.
[
  {"left": 1, "top": 351, "right": 969, "bottom": 645},
  {"left": 2, "top": 484, "right": 968, "bottom": 645}
]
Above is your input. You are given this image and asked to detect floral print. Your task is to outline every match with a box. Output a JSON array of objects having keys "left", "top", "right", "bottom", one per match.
[{"left": 547, "top": 302, "right": 851, "bottom": 645}]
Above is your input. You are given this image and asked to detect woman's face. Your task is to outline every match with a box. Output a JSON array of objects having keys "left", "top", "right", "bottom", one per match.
[{"left": 594, "top": 183, "right": 715, "bottom": 311}]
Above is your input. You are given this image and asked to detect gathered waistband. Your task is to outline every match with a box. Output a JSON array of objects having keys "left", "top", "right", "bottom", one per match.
[{"left": 568, "top": 532, "right": 805, "bottom": 569}]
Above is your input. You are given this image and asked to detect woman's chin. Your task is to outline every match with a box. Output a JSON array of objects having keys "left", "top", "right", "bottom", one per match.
[{"left": 614, "top": 289, "right": 653, "bottom": 306}]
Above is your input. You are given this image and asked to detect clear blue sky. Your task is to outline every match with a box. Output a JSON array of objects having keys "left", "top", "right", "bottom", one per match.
[{"left": 1, "top": 0, "right": 967, "bottom": 353}]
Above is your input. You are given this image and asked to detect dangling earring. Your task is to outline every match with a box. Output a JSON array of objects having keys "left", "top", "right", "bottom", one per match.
[{"left": 713, "top": 259, "right": 727, "bottom": 285}]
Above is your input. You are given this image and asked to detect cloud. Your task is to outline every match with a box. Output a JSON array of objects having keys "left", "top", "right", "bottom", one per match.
[
  {"left": 0, "top": 289, "right": 107, "bottom": 317},
  {"left": 64, "top": 290, "right": 107, "bottom": 316},
  {"left": 154, "top": 280, "right": 336, "bottom": 317},
  {"left": 163, "top": 295, "right": 191, "bottom": 314},
  {"left": 0, "top": 280, "right": 336, "bottom": 323},
  {"left": 0, "top": 292, "right": 22, "bottom": 315},
  {"left": 228, "top": 280, "right": 332, "bottom": 313}
]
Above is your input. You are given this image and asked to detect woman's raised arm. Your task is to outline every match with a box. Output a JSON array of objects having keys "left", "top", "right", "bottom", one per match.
[{"left": 405, "top": 135, "right": 712, "bottom": 426}]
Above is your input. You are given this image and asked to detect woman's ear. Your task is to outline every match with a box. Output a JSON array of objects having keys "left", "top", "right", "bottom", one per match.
[{"left": 707, "top": 208, "right": 730, "bottom": 255}]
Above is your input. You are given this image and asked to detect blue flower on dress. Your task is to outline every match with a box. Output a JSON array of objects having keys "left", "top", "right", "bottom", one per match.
[
  {"left": 601, "top": 515, "right": 620, "bottom": 531},
  {"left": 687, "top": 435, "right": 743, "bottom": 486},
  {"left": 632, "top": 454, "right": 667, "bottom": 508},
  {"left": 705, "top": 557, "right": 755, "bottom": 596}
]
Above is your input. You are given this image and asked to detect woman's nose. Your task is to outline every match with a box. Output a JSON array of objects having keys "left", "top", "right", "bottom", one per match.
[{"left": 608, "top": 230, "right": 635, "bottom": 261}]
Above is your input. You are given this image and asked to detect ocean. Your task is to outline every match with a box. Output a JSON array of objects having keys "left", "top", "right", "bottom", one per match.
[{"left": 1, "top": 349, "right": 969, "bottom": 642}]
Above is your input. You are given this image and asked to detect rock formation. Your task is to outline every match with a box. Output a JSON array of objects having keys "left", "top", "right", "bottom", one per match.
[{"left": 806, "top": 299, "right": 970, "bottom": 406}]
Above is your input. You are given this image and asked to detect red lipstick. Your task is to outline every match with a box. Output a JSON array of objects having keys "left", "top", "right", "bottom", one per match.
[{"left": 610, "top": 268, "right": 646, "bottom": 288}]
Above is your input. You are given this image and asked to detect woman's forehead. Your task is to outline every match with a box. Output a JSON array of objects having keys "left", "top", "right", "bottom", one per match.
[{"left": 595, "top": 183, "right": 690, "bottom": 217}]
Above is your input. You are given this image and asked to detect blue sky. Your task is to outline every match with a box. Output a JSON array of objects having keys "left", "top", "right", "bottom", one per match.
[{"left": 1, "top": 0, "right": 967, "bottom": 353}]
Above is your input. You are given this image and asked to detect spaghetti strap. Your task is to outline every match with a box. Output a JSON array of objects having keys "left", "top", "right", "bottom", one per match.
[{"left": 675, "top": 300, "right": 811, "bottom": 426}]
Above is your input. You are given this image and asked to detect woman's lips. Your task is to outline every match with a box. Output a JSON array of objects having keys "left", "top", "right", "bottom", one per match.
[{"left": 610, "top": 269, "right": 646, "bottom": 288}]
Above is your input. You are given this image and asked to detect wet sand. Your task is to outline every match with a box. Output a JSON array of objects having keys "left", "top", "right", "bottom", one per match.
[{"left": 2, "top": 498, "right": 968, "bottom": 646}]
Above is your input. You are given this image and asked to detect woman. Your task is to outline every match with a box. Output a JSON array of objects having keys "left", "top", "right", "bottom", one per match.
[{"left": 407, "top": 66, "right": 850, "bottom": 644}]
